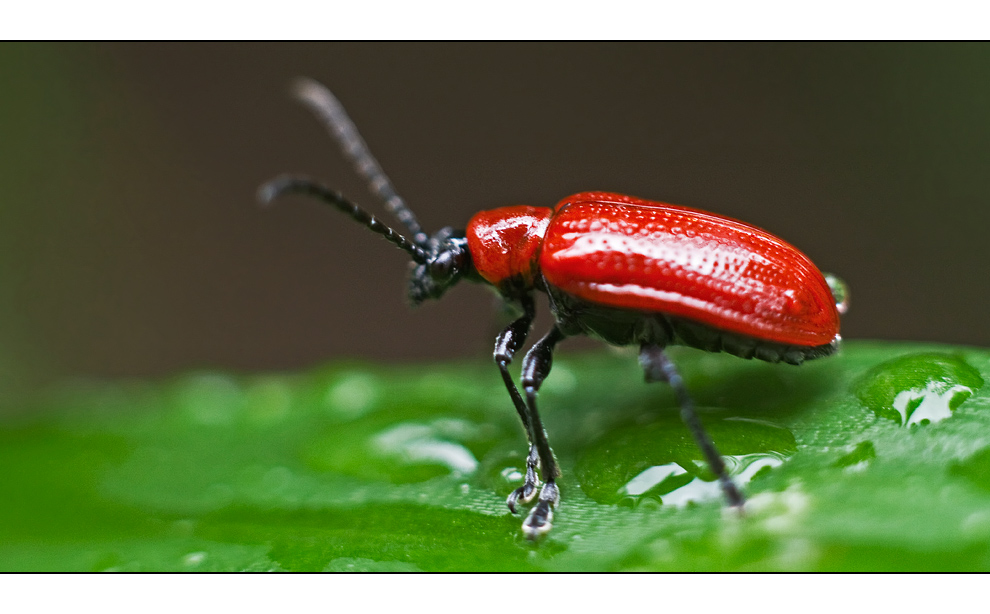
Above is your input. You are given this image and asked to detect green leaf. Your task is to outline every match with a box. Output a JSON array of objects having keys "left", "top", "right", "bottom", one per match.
[{"left": 3, "top": 341, "right": 990, "bottom": 571}]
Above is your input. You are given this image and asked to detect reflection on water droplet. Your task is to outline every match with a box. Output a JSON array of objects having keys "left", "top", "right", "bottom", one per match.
[
  {"left": 576, "top": 415, "right": 796, "bottom": 505},
  {"left": 305, "top": 411, "right": 501, "bottom": 484},
  {"left": 501, "top": 467, "right": 524, "bottom": 482},
  {"left": 326, "top": 372, "right": 378, "bottom": 419},
  {"left": 618, "top": 452, "right": 788, "bottom": 507},
  {"left": 373, "top": 422, "right": 479, "bottom": 475},
  {"left": 834, "top": 440, "right": 876, "bottom": 470},
  {"left": 620, "top": 464, "right": 691, "bottom": 497},
  {"left": 478, "top": 453, "right": 526, "bottom": 496},
  {"left": 183, "top": 552, "right": 207, "bottom": 566},
  {"left": 855, "top": 353, "right": 984, "bottom": 427},
  {"left": 891, "top": 384, "right": 972, "bottom": 426},
  {"left": 745, "top": 484, "right": 811, "bottom": 534}
]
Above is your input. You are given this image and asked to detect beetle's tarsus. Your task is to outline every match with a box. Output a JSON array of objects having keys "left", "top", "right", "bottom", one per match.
[
  {"left": 509, "top": 327, "right": 567, "bottom": 536},
  {"left": 506, "top": 444, "right": 541, "bottom": 513},
  {"left": 522, "top": 480, "right": 559, "bottom": 539},
  {"left": 722, "top": 478, "right": 746, "bottom": 509},
  {"left": 507, "top": 483, "right": 536, "bottom": 514}
]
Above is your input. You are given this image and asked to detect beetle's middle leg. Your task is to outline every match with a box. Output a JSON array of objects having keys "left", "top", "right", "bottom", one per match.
[
  {"left": 493, "top": 294, "right": 541, "bottom": 512},
  {"left": 519, "top": 325, "right": 568, "bottom": 538},
  {"left": 639, "top": 344, "right": 745, "bottom": 508}
]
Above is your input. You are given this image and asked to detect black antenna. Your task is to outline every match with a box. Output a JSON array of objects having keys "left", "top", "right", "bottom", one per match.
[
  {"left": 292, "top": 78, "right": 429, "bottom": 246},
  {"left": 259, "top": 175, "right": 428, "bottom": 265}
]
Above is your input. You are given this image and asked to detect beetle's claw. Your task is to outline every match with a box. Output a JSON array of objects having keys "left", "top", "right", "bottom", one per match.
[
  {"left": 507, "top": 482, "right": 537, "bottom": 514},
  {"left": 506, "top": 463, "right": 539, "bottom": 513},
  {"left": 522, "top": 480, "right": 559, "bottom": 539},
  {"left": 506, "top": 445, "right": 542, "bottom": 514}
]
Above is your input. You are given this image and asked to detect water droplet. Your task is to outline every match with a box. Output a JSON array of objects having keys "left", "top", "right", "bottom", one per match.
[
  {"left": 183, "top": 551, "right": 207, "bottom": 566},
  {"left": 305, "top": 417, "right": 486, "bottom": 484},
  {"left": 745, "top": 484, "right": 811, "bottom": 533},
  {"left": 834, "top": 440, "right": 876, "bottom": 470},
  {"left": 961, "top": 510, "right": 990, "bottom": 539},
  {"left": 244, "top": 378, "right": 292, "bottom": 424},
  {"left": 175, "top": 373, "right": 243, "bottom": 426},
  {"left": 373, "top": 422, "right": 479, "bottom": 474},
  {"left": 824, "top": 272, "right": 849, "bottom": 314},
  {"left": 617, "top": 452, "right": 788, "bottom": 507},
  {"left": 501, "top": 467, "right": 524, "bottom": 482},
  {"left": 546, "top": 363, "right": 577, "bottom": 394},
  {"left": 326, "top": 372, "right": 378, "bottom": 419},
  {"left": 477, "top": 447, "right": 528, "bottom": 495},
  {"left": 855, "top": 353, "right": 983, "bottom": 426},
  {"left": 576, "top": 414, "right": 796, "bottom": 505}
]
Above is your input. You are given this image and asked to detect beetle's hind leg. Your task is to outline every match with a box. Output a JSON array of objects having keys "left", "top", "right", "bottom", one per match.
[
  {"left": 639, "top": 344, "right": 745, "bottom": 508},
  {"left": 518, "top": 325, "right": 568, "bottom": 538}
]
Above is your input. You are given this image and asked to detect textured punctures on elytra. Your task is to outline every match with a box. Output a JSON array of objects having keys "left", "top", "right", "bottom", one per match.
[{"left": 539, "top": 195, "right": 840, "bottom": 348}]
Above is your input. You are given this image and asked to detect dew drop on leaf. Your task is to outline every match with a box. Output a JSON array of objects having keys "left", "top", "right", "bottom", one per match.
[
  {"left": 854, "top": 353, "right": 984, "bottom": 427},
  {"left": 575, "top": 414, "right": 796, "bottom": 506}
]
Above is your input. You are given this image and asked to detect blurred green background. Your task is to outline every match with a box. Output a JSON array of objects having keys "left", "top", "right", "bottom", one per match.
[{"left": 2, "top": 43, "right": 989, "bottom": 397}]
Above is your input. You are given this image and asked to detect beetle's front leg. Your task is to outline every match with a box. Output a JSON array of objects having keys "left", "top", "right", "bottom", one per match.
[
  {"left": 519, "top": 325, "right": 568, "bottom": 538},
  {"left": 493, "top": 294, "right": 541, "bottom": 512}
]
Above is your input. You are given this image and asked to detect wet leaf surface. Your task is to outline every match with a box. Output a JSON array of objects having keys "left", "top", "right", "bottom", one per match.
[{"left": 4, "top": 341, "right": 990, "bottom": 571}]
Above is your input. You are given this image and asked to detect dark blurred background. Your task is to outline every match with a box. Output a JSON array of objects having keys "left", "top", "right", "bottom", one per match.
[{"left": 2, "top": 42, "right": 989, "bottom": 393}]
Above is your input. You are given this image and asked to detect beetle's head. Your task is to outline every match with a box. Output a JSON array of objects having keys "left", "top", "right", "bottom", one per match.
[
  {"left": 258, "top": 79, "right": 479, "bottom": 307},
  {"left": 408, "top": 227, "right": 473, "bottom": 304}
]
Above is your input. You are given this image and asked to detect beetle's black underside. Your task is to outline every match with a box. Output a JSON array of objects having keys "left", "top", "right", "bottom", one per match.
[{"left": 545, "top": 284, "right": 839, "bottom": 366}]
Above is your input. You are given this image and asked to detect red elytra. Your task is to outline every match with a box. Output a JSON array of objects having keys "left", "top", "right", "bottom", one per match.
[{"left": 467, "top": 191, "right": 840, "bottom": 348}]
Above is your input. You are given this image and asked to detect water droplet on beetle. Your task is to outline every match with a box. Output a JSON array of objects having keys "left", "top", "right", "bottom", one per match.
[{"left": 855, "top": 353, "right": 984, "bottom": 427}]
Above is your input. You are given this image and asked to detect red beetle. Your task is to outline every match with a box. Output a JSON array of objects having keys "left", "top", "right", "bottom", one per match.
[{"left": 261, "top": 79, "right": 848, "bottom": 538}]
